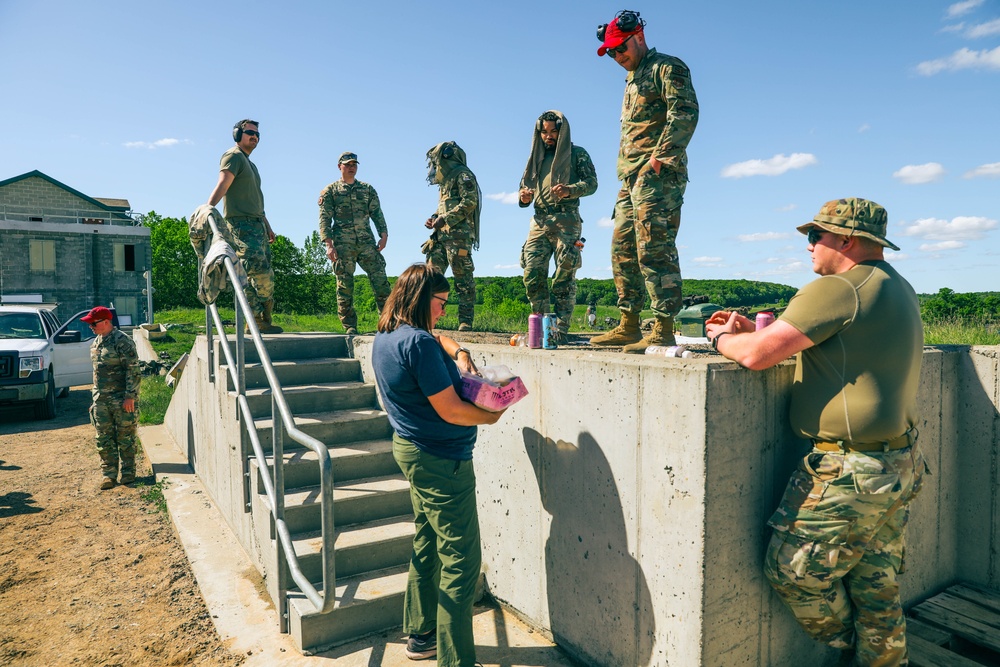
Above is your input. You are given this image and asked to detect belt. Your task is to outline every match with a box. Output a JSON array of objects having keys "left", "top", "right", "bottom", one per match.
[
  {"left": 226, "top": 216, "right": 264, "bottom": 223},
  {"left": 534, "top": 204, "right": 577, "bottom": 215},
  {"left": 812, "top": 430, "right": 915, "bottom": 453}
]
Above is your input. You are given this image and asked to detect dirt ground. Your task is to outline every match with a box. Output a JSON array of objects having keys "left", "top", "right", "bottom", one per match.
[{"left": 0, "top": 388, "right": 244, "bottom": 667}]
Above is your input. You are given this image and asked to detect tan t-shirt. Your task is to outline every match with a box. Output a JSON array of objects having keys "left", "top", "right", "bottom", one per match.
[
  {"left": 220, "top": 146, "right": 264, "bottom": 219},
  {"left": 780, "top": 260, "right": 923, "bottom": 443}
]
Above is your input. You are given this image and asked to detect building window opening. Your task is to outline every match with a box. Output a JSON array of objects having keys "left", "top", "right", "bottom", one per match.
[
  {"left": 114, "top": 243, "right": 137, "bottom": 272},
  {"left": 29, "top": 239, "right": 56, "bottom": 271}
]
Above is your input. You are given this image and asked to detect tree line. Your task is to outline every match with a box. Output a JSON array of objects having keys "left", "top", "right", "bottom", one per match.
[{"left": 143, "top": 212, "right": 997, "bottom": 321}]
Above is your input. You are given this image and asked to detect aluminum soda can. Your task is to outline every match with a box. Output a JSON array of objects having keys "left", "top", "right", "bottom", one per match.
[
  {"left": 542, "top": 313, "right": 558, "bottom": 349},
  {"left": 755, "top": 311, "right": 775, "bottom": 330},
  {"left": 528, "top": 313, "right": 543, "bottom": 348}
]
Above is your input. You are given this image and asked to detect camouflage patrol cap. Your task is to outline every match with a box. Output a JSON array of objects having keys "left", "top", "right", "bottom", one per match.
[
  {"left": 797, "top": 197, "right": 899, "bottom": 251},
  {"left": 338, "top": 151, "right": 359, "bottom": 165}
]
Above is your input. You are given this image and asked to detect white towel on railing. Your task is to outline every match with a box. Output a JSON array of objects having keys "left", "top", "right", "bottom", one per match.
[{"left": 199, "top": 237, "right": 248, "bottom": 305}]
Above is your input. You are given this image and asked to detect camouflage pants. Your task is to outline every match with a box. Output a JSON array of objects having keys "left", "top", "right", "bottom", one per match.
[
  {"left": 764, "top": 443, "right": 927, "bottom": 666},
  {"left": 226, "top": 217, "right": 274, "bottom": 317},
  {"left": 520, "top": 213, "right": 582, "bottom": 333},
  {"left": 611, "top": 168, "right": 685, "bottom": 318},
  {"left": 332, "top": 234, "right": 391, "bottom": 329},
  {"left": 425, "top": 227, "right": 476, "bottom": 327},
  {"left": 90, "top": 398, "right": 137, "bottom": 479}
]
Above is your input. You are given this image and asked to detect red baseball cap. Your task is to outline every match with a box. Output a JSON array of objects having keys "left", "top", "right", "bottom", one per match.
[
  {"left": 81, "top": 306, "right": 113, "bottom": 323},
  {"left": 597, "top": 18, "right": 642, "bottom": 56}
]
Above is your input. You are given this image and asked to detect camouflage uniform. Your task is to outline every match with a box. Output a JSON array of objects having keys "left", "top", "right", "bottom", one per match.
[
  {"left": 318, "top": 180, "right": 392, "bottom": 330},
  {"left": 425, "top": 163, "right": 480, "bottom": 328},
  {"left": 219, "top": 145, "right": 273, "bottom": 318},
  {"left": 612, "top": 48, "right": 698, "bottom": 319},
  {"left": 519, "top": 145, "right": 598, "bottom": 334},
  {"left": 90, "top": 328, "right": 140, "bottom": 481}
]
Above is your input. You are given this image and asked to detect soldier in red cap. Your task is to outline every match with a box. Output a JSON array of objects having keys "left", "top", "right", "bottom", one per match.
[
  {"left": 592, "top": 10, "right": 699, "bottom": 353},
  {"left": 82, "top": 306, "right": 140, "bottom": 490}
]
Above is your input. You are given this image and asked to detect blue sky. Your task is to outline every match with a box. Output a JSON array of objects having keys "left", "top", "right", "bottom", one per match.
[{"left": 2, "top": 0, "right": 998, "bottom": 294}]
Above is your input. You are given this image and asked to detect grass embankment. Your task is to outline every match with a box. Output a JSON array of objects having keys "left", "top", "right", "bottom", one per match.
[{"left": 923, "top": 317, "right": 1000, "bottom": 346}]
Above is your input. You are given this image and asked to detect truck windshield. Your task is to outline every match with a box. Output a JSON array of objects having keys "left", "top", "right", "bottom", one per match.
[{"left": 0, "top": 313, "right": 46, "bottom": 339}]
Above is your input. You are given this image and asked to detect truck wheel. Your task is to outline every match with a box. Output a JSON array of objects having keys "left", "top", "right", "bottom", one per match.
[
  {"left": 37, "top": 376, "right": 57, "bottom": 420},
  {"left": 57, "top": 386, "right": 70, "bottom": 398}
]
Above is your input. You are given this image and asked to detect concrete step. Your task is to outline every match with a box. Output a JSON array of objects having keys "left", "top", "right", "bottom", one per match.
[
  {"left": 280, "top": 475, "right": 413, "bottom": 534},
  {"left": 252, "top": 438, "right": 398, "bottom": 489},
  {"left": 287, "top": 515, "right": 415, "bottom": 583},
  {"left": 222, "top": 357, "right": 361, "bottom": 391},
  {"left": 288, "top": 564, "right": 408, "bottom": 652},
  {"left": 253, "top": 408, "right": 392, "bottom": 452},
  {"left": 241, "top": 382, "right": 376, "bottom": 417},
  {"left": 214, "top": 333, "right": 349, "bottom": 363}
]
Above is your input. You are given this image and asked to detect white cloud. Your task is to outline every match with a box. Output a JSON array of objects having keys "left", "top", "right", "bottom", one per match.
[
  {"left": 691, "top": 256, "right": 723, "bottom": 264},
  {"left": 493, "top": 263, "right": 520, "bottom": 270},
  {"left": 942, "top": 22, "right": 966, "bottom": 32},
  {"left": 776, "top": 203, "right": 797, "bottom": 212},
  {"left": 892, "top": 162, "right": 946, "bottom": 184},
  {"left": 967, "top": 18, "right": 1000, "bottom": 37},
  {"left": 738, "top": 231, "right": 792, "bottom": 242},
  {"left": 900, "top": 215, "right": 998, "bottom": 240},
  {"left": 858, "top": 123, "right": 871, "bottom": 133},
  {"left": 884, "top": 251, "right": 909, "bottom": 262},
  {"left": 485, "top": 192, "right": 519, "bottom": 205},
  {"left": 919, "top": 241, "right": 966, "bottom": 251},
  {"left": 964, "top": 162, "right": 1000, "bottom": 178},
  {"left": 720, "top": 153, "right": 818, "bottom": 178},
  {"left": 947, "top": 0, "right": 984, "bottom": 18},
  {"left": 916, "top": 45, "right": 1000, "bottom": 75},
  {"left": 596, "top": 216, "right": 614, "bottom": 228},
  {"left": 123, "top": 138, "right": 190, "bottom": 150}
]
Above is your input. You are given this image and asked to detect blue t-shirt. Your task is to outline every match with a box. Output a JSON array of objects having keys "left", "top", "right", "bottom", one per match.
[{"left": 372, "top": 325, "right": 477, "bottom": 460}]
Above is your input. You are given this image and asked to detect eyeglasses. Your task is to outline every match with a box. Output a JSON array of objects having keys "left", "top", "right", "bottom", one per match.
[
  {"left": 605, "top": 35, "right": 632, "bottom": 57},
  {"left": 807, "top": 228, "right": 826, "bottom": 245},
  {"left": 242, "top": 130, "right": 260, "bottom": 137},
  {"left": 432, "top": 295, "right": 449, "bottom": 306}
]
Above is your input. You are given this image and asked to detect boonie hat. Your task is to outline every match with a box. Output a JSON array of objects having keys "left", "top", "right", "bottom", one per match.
[
  {"left": 338, "top": 151, "right": 359, "bottom": 165},
  {"left": 81, "top": 306, "right": 113, "bottom": 323},
  {"left": 597, "top": 17, "right": 643, "bottom": 56},
  {"left": 797, "top": 197, "right": 900, "bottom": 251}
]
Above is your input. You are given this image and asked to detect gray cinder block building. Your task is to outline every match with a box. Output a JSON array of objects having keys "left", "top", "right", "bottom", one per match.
[{"left": 0, "top": 170, "right": 150, "bottom": 324}]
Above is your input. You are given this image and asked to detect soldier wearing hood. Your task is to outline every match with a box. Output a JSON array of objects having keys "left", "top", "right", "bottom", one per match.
[
  {"left": 517, "top": 111, "right": 598, "bottom": 341},
  {"left": 593, "top": 10, "right": 699, "bottom": 353},
  {"left": 422, "top": 141, "right": 481, "bottom": 331}
]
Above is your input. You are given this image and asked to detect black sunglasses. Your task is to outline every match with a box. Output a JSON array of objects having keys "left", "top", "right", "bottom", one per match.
[
  {"left": 807, "top": 228, "right": 826, "bottom": 245},
  {"left": 242, "top": 130, "right": 260, "bottom": 137},
  {"left": 605, "top": 35, "right": 633, "bottom": 57}
]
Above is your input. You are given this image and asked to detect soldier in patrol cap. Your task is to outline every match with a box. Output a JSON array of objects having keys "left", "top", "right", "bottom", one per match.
[
  {"left": 318, "top": 151, "right": 392, "bottom": 335},
  {"left": 592, "top": 10, "right": 699, "bottom": 353},
  {"left": 706, "top": 198, "right": 927, "bottom": 666},
  {"left": 422, "top": 141, "right": 481, "bottom": 331},
  {"left": 82, "top": 306, "right": 140, "bottom": 490},
  {"left": 518, "top": 110, "right": 598, "bottom": 342}
]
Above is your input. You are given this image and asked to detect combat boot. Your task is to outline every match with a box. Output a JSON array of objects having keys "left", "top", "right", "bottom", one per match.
[
  {"left": 458, "top": 323, "right": 472, "bottom": 332},
  {"left": 260, "top": 301, "right": 284, "bottom": 334},
  {"left": 590, "top": 311, "right": 641, "bottom": 346},
  {"left": 623, "top": 315, "right": 676, "bottom": 354},
  {"left": 100, "top": 477, "right": 116, "bottom": 490}
]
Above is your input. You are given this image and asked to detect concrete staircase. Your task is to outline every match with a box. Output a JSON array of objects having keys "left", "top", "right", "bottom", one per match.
[{"left": 218, "top": 333, "right": 413, "bottom": 652}]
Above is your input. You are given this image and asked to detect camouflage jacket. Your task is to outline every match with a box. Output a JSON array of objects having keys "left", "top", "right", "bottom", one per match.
[
  {"left": 519, "top": 145, "right": 598, "bottom": 214},
  {"left": 436, "top": 167, "right": 479, "bottom": 231},
  {"left": 318, "top": 180, "right": 388, "bottom": 243},
  {"left": 91, "top": 328, "right": 140, "bottom": 401},
  {"left": 618, "top": 48, "right": 699, "bottom": 182}
]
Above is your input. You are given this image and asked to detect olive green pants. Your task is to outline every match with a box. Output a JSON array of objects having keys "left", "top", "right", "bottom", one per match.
[{"left": 393, "top": 435, "right": 481, "bottom": 667}]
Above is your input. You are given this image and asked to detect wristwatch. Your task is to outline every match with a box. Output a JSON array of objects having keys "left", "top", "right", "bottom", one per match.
[
  {"left": 711, "top": 332, "right": 731, "bottom": 350},
  {"left": 455, "top": 347, "right": 472, "bottom": 359}
]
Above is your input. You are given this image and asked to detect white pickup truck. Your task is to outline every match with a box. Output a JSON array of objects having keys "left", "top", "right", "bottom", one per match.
[{"left": 0, "top": 304, "right": 112, "bottom": 419}]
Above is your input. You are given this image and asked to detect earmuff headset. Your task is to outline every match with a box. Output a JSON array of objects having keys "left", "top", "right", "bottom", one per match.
[
  {"left": 536, "top": 113, "right": 563, "bottom": 132},
  {"left": 597, "top": 9, "right": 644, "bottom": 42},
  {"left": 441, "top": 142, "right": 456, "bottom": 160},
  {"left": 233, "top": 119, "right": 255, "bottom": 142}
]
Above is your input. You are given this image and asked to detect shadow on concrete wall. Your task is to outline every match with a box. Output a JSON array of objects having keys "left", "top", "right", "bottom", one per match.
[{"left": 523, "top": 427, "right": 655, "bottom": 666}]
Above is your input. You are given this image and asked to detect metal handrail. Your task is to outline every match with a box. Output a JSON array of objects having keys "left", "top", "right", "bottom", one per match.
[{"left": 201, "top": 214, "right": 337, "bottom": 628}]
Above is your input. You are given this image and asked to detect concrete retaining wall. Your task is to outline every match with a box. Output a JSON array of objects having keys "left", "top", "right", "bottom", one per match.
[{"left": 352, "top": 341, "right": 1000, "bottom": 667}]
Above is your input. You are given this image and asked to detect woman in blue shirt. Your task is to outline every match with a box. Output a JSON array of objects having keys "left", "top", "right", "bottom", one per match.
[{"left": 373, "top": 263, "right": 506, "bottom": 665}]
